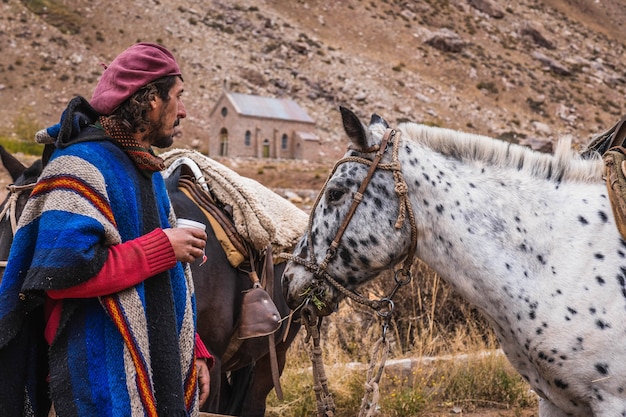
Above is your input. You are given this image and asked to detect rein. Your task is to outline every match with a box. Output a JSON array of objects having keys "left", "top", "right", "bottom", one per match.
[{"left": 0, "top": 183, "right": 36, "bottom": 268}]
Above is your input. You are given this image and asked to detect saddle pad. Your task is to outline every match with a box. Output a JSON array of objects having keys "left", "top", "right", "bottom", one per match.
[{"left": 161, "top": 149, "right": 308, "bottom": 253}]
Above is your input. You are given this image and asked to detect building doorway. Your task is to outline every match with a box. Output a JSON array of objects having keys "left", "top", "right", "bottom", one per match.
[
  {"left": 262, "top": 138, "right": 270, "bottom": 158},
  {"left": 219, "top": 128, "right": 228, "bottom": 156}
]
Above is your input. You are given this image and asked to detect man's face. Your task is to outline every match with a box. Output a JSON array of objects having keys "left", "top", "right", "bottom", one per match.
[{"left": 144, "top": 77, "right": 186, "bottom": 149}]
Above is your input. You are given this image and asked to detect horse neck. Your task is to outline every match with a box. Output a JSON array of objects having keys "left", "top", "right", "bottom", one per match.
[{"left": 399, "top": 140, "right": 614, "bottom": 308}]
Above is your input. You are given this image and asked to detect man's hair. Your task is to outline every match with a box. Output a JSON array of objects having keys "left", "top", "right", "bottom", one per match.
[{"left": 109, "top": 75, "right": 181, "bottom": 133}]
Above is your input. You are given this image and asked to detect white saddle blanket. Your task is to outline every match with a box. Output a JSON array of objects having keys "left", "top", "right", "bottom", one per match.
[{"left": 160, "top": 149, "right": 308, "bottom": 254}]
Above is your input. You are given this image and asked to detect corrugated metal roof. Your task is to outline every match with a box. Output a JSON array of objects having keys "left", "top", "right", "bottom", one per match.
[{"left": 227, "top": 92, "right": 315, "bottom": 124}]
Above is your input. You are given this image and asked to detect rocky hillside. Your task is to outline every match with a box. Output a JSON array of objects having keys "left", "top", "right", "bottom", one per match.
[{"left": 2, "top": 0, "right": 626, "bottom": 162}]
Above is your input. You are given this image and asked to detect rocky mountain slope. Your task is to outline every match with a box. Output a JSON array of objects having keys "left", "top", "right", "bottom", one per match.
[{"left": 2, "top": 0, "right": 626, "bottom": 162}]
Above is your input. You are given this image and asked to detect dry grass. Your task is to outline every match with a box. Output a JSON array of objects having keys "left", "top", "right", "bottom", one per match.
[{"left": 266, "top": 261, "right": 537, "bottom": 416}]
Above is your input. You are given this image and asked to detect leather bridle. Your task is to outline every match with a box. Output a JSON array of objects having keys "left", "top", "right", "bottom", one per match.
[{"left": 281, "top": 128, "right": 418, "bottom": 313}]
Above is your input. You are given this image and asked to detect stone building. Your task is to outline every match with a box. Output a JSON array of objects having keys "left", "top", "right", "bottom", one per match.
[{"left": 206, "top": 91, "right": 320, "bottom": 160}]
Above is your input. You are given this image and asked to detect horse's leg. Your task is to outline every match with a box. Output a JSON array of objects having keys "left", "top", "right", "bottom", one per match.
[
  {"left": 217, "top": 371, "right": 233, "bottom": 413},
  {"left": 239, "top": 349, "right": 285, "bottom": 417},
  {"left": 240, "top": 326, "right": 300, "bottom": 417}
]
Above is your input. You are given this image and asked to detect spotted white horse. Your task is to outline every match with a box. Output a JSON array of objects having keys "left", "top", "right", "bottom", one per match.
[{"left": 282, "top": 107, "right": 626, "bottom": 417}]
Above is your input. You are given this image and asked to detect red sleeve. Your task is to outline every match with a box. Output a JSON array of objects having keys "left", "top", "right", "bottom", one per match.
[
  {"left": 46, "top": 228, "right": 176, "bottom": 299},
  {"left": 195, "top": 333, "right": 215, "bottom": 370}
]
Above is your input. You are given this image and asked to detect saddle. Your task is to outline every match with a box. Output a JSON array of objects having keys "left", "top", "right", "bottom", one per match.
[
  {"left": 583, "top": 116, "right": 626, "bottom": 239},
  {"left": 177, "top": 175, "right": 281, "bottom": 340}
]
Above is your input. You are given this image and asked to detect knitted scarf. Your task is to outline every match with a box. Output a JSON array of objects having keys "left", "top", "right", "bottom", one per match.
[
  {"left": 98, "top": 116, "right": 165, "bottom": 172},
  {"left": 0, "top": 118, "right": 198, "bottom": 417}
]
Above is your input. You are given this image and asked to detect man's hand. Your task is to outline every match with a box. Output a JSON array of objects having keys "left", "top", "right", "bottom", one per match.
[
  {"left": 196, "top": 358, "right": 211, "bottom": 407},
  {"left": 163, "top": 227, "right": 207, "bottom": 264}
]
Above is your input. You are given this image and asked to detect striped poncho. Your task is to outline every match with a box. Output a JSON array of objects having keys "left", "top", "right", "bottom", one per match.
[{"left": 0, "top": 125, "right": 199, "bottom": 416}]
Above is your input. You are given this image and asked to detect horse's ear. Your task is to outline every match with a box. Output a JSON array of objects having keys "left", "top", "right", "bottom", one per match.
[
  {"left": 340, "top": 106, "right": 369, "bottom": 150},
  {"left": 369, "top": 113, "right": 390, "bottom": 129},
  {"left": 0, "top": 145, "right": 26, "bottom": 181}
]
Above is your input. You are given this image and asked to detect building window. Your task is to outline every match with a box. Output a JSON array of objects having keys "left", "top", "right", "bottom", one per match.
[
  {"left": 281, "top": 133, "right": 288, "bottom": 149},
  {"left": 245, "top": 130, "right": 251, "bottom": 146},
  {"left": 221, "top": 107, "right": 228, "bottom": 117}
]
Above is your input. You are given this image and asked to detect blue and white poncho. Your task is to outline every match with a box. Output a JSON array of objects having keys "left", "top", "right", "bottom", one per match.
[{"left": 0, "top": 98, "right": 199, "bottom": 417}]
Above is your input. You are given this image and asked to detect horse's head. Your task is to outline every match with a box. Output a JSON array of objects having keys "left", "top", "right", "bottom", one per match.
[
  {"left": 282, "top": 107, "right": 415, "bottom": 315},
  {"left": 0, "top": 147, "right": 42, "bottom": 280}
]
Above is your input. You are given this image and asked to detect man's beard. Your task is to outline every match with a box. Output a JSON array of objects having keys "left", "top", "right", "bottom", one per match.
[
  {"left": 151, "top": 131, "right": 174, "bottom": 149},
  {"left": 147, "top": 116, "right": 177, "bottom": 149}
]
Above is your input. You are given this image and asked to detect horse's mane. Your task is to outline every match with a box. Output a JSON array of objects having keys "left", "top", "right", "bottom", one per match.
[{"left": 397, "top": 122, "right": 604, "bottom": 184}]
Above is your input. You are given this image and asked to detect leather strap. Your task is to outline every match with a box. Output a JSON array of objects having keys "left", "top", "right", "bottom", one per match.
[{"left": 264, "top": 245, "right": 283, "bottom": 400}]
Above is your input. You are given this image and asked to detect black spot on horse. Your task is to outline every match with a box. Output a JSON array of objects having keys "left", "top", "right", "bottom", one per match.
[
  {"left": 554, "top": 379, "right": 569, "bottom": 389},
  {"left": 339, "top": 247, "right": 353, "bottom": 265},
  {"left": 578, "top": 215, "right": 589, "bottom": 225},
  {"left": 596, "top": 276, "right": 605, "bottom": 285},
  {"left": 598, "top": 211, "right": 608, "bottom": 222},
  {"left": 596, "top": 319, "right": 611, "bottom": 329},
  {"left": 595, "top": 363, "right": 609, "bottom": 375}
]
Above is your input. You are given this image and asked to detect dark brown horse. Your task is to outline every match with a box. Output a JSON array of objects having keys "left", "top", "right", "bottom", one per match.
[{"left": 0, "top": 147, "right": 300, "bottom": 416}]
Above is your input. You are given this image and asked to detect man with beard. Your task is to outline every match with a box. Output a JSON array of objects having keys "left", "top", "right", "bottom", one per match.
[{"left": 0, "top": 43, "right": 212, "bottom": 417}]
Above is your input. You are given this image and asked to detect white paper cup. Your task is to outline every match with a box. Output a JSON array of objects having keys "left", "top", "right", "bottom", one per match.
[
  {"left": 175, "top": 218, "right": 207, "bottom": 265},
  {"left": 176, "top": 218, "right": 207, "bottom": 231}
]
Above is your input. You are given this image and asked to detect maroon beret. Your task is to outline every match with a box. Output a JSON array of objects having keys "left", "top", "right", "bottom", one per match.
[{"left": 90, "top": 43, "right": 181, "bottom": 115}]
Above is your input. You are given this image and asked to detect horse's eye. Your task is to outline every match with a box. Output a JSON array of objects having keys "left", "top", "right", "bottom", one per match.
[{"left": 327, "top": 188, "right": 344, "bottom": 203}]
